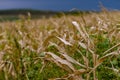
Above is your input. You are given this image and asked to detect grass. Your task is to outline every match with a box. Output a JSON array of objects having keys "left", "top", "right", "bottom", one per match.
[{"left": 0, "top": 10, "right": 120, "bottom": 80}]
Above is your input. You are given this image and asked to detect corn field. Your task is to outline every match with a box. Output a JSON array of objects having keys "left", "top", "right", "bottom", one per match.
[{"left": 0, "top": 11, "right": 120, "bottom": 80}]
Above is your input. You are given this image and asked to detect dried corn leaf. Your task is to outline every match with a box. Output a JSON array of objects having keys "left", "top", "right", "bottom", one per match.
[
  {"left": 89, "top": 50, "right": 120, "bottom": 74},
  {"left": 103, "top": 42, "right": 120, "bottom": 55},
  {"left": 72, "top": 21, "right": 87, "bottom": 42},
  {"left": 45, "top": 52, "right": 75, "bottom": 72},
  {"left": 56, "top": 36, "right": 72, "bottom": 46},
  {"left": 99, "top": 50, "right": 120, "bottom": 64},
  {"left": 79, "top": 51, "right": 89, "bottom": 68},
  {"left": 79, "top": 42, "right": 87, "bottom": 49},
  {"left": 78, "top": 42, "right": 94, "bottom": 54},
  {"left": 61, "top": 53, "right": 86, "bottom": 68},
  {"left": 74, "top": 69, "right": 87, "bottom": 75}
]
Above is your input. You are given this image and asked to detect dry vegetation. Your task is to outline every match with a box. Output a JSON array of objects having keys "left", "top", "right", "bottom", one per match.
[{"left": 0, "top": 11, "right": 120, "bottom": 80}]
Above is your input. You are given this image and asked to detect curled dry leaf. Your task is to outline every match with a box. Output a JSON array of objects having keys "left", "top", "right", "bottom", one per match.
[
  {"left": 72, "top": 21, "right": 87, "bottom": 42},
  {"left": 78, "top": 42, "right": 94, "bottom": 54},
  {"left": 99, "top": 50, "right": 120, "bottom": 64},
  {"left": 60, "top": 53, "right": 86, "bottom": 68},
  {"left": 56, "top": 36, "right": 72, "bottom": 46},
  {"left": 45, "top": 52, "right": 75, "bottom": 72},
  {"left": 79, "top": 42, "right": 87, "bottom": 49},
  {"left": 74, "top": 69, "right": 88, "bottom": 75}
]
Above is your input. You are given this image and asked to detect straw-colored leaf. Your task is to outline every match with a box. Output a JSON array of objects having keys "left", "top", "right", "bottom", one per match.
[
  {"left": 79, "top": 42, "right": 87, "bottom": 49},
  {"left": 56, "top": 36, "right": 72, "bottom": 46},
  {"left": 78, "top": 42, "right": 94, "bottom": 54},
  {"left": 61, "top": 53, "right": 86, "bottom": 68},
  {"left": 45, "top": 52, "right": 75, "bottom": 72},
  {"left": 72, "top": 21, "right": 87, "bottom": 41},
  {"left": 89, "top": 50, "right": 120, "bottom": 74},
  {"left": 99, "top": 50, "right": 120, "bottom": 64}
]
